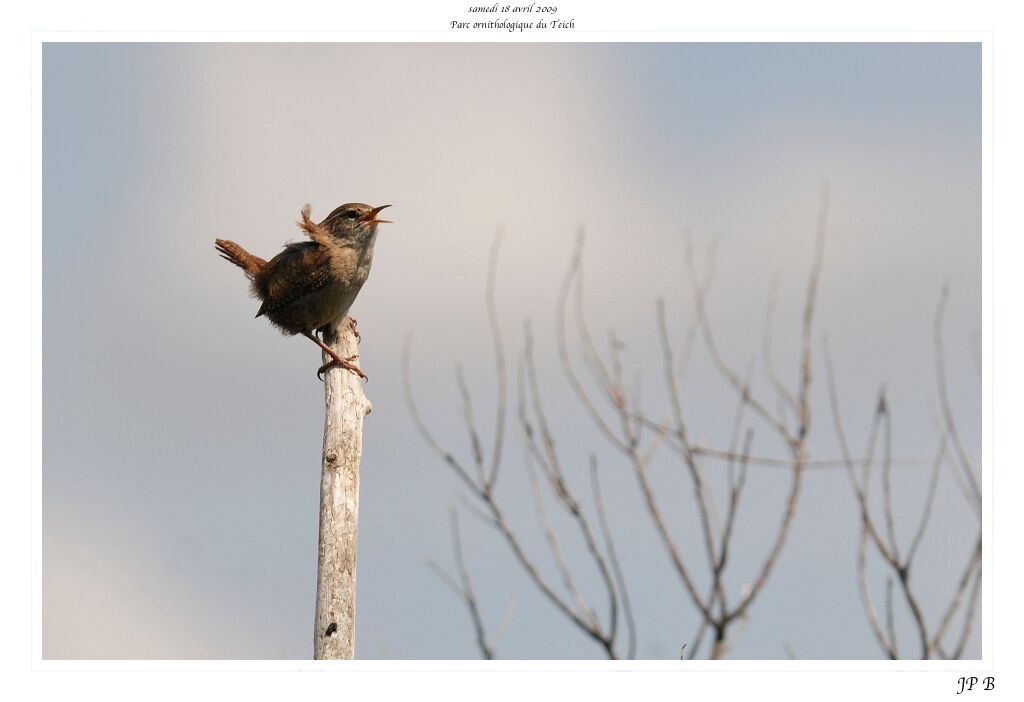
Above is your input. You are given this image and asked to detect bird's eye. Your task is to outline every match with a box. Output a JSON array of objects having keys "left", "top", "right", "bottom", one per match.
[{"left": 346, "top": 211, "right": 359, "bottom": 220}]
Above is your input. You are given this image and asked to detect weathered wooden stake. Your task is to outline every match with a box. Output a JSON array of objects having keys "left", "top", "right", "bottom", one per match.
[{"left": 313, "top": 320, "right": 371, "bottom": 660}]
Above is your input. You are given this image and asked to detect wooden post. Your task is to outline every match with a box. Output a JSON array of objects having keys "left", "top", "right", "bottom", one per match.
[{"left": 313, "top": 320, "right": 371, "bottom": 660}]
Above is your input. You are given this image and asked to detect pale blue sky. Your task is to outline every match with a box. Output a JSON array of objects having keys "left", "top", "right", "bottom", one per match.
[{"left": 43, "top": 42, "right": 980, "bottom": 659}]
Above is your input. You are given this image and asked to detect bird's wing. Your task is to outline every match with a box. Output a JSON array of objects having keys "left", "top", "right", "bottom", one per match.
[{"left": 254, "top": 241, "right": 333, "bottom": 317}]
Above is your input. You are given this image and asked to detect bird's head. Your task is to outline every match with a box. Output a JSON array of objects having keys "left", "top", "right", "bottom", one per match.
[{"left": 321, "top": 203, "right": 392, "bottom": 242}]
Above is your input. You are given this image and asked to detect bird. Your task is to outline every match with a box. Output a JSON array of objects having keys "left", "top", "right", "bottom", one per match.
[{"left": 215, "top": 202, "right": 391, "bottom": 380}]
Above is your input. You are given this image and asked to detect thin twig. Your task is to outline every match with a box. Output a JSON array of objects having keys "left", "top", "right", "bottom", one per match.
[
  {"left": 524, "top": 455, "right": 599, "bottom": 632},
  {"left": 653, "top": 300, "right": 721, "bottom": 574},
  {"left": 857, "top": 519, "right": 897, "bottom": 658},
  {"left": 717, "top": 431, "right": 753, "bottom": 579},
  {"left": 935, "top": 286, "right": 981, "bottom": 513},
  {"left": 454, "top": 363, "right": 486, "bottom": 486},
  {"left": 407, "top": 238, "right": 621, "bottom": 658},
  {"left": 403, "top": 335, "right": 483, "bottom": 499},
  {"left": 557, "top": 239, "right": 710, "bottom": 622},
  {"left": 484, "top": 491, "right": 617, "bottom": 656},
  {"left": 485, "top": 232, "right": 507, "bottom": 489},
  {"left": 824, "top": 344, "right": 897, "bottom": 564},
  {"left": 520, "top": 326, "right": 621, "bottom": 647},
  {"left": 720, "top": 185, "right": 828, "bottom": 627},
  {"left": 880, "top": 391, "right": 900, "bottom": 565},
  {"left": 905, "top": 436, "right": 946, "bottom": 569},
  {"left": 591, "top": 456, "right": 637, "bottom": 659},
  {"left": 686, "top": 235, "right": 791, "bottom": 441},
  {"left": 885, "top": 577, "right": 899, "bottom": 658},
  {"left": 951, "top": 558, "right": 983, "bottom": 659},
  {"left": 427, "top": 508, "right": 495, "bottom": 659},
  {"left": 762, "top": 276, "right": 800, "bottom": 419},
  {"left": 687, "top": 444, "right": 932, "bottom": 469},
  {"left": 931, "top": 535, "right": 982, "bottom": 653},
  {"left": 490, "top": 595, "right": 518, "bottom": 652},
  {"left": 556, "top": 234, "right": 628, "bottom": 452}
]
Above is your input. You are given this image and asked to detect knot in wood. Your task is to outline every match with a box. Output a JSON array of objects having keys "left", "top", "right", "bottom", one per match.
[{"left": 325, "top": 450, "right": 338, "bottom": 464}]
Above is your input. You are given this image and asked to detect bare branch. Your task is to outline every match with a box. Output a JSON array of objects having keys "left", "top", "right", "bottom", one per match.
[
  {"left": 931, "top": 535, "right": 982, "bottom": 654},
  {"left": 951, "top": 556, "right": 983, "bottom": 659},
  {"left": 722, "top": 458, "right": 803, "bottom": 626},
  {"left": 427, "top": 508, "right": 495, "bottom": 659},
  {"left": 717, "top": 430, "right": 753, "bottom": 579},
  {"left": 557, "top": 235, "right": 711, "bottom": 624},
  {"left": 885, "top": 577, "right": 899, "bottom": 659},
  {"left": 411, "top": 189, "right": 979, "bottom": 662},
  {"left": 485, "top": 232, "right": 507, "bottom": 488},
  {"left": 591, "top": 456, "right": 637, "bottom": 659},
  {"left": 720, "top": 186, "right": 829, "bottom": 627},
  {"left": 686, "top": 235, "right": 791, "bottom": 441},
  {"left": 654, "top": 296, "right": 722, "bottom": 592},
  {"left": 762, "top": 276, "right": 800, "bottom": 420},
  {"left": 897, "top": 572, "right": 932, "bottom": 659},
  {"left": 454, "top": 363, "right": 486, "bottom": 486},
  {"left": 905, "top": 436, "right": 946, "bottom": 569},
  {"left": 483, "top": 492, "right": 618, "bottom": 656},
  {"left": 489, "top": 595, "right": 518, "bottom": 652},
  {"left": 403, "top": 335, "right": 482, "bottom": 498},
  {"left": 857, "top": 522, "right": 897, "bottom": 659},
  {"left": 686, "top": 576, "right": 727, "bottom": 660},
  {"left": 824, "top": 343, "right": 897, "bottom": 564},
  {"left": 556, "top": 234, "right": 628, "bottom": 452},
  {"left": 797, "top": 182, "right": 829, "bottom": 440},
  {"left": 520, "top": 326, "right": 622, "bottom": 647},
  {"left": 426, "top": 559, "right": 464, "bottom": 598},
  {"left": 524, "top": 455, "right": 600, "bottom": 632},
  {"left": 457, "top": 494, "right": 500, "bottom": 530},
  {"left": 629, "top": 448, "right": 711, "bottom": 621},
  {"left": 688, "top": 612, "right": 709, "bottom": 660},
  {"left": 407, "top": 238, "right": 620, "bottom": 658},
  {"left": 935, "top": 286, "right": 981, "bottom": 513},
  {"left": 828, "top": 328, "right": 976, "bottom": 660},
  {"left": 656, "top": 297, "right": 689, "bottom": 441},
  {"left": 880, "top": 391, "right": 900, "bottom": 565},
  {"left": 687, "top": 444, "right": 931, "bottom": 470}
]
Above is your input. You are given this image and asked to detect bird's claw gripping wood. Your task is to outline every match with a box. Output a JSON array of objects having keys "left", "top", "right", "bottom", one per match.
[
  {"left": 347, "top": 316, "right": 361, "bottom": 343},
  {"left": 317, "top": 355, "right": 368, "bottom": 382},
  {"left": 303, "top": 330, "right": 368, "bottom": 382}
]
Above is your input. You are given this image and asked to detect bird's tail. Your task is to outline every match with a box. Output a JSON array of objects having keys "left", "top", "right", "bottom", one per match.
[{"left": 215, "top": 239, "right": 266, "bottom": 278}]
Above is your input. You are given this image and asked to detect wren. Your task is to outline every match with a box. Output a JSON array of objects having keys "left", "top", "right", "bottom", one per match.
[{"left": 215, "top": 203, "right": 391, "bottom": 380}]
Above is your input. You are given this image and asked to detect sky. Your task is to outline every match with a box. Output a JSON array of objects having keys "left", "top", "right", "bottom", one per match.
[{"left": 42, "top": 42, "right": 981, "bottom": 660}]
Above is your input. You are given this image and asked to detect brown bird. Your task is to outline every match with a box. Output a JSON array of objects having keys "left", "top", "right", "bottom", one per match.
[{"left": 215, "top": 203, "right": 391, "bottom": 380}]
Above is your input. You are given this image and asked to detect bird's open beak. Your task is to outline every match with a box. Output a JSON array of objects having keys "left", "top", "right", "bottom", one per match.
[{"left": 362, "top": 204, "right": 392, "bottom": 225}]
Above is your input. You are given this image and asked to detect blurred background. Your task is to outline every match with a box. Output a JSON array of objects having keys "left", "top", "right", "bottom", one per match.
[{"left": 42, "top": 42, "right": 980, "bottom": 659}]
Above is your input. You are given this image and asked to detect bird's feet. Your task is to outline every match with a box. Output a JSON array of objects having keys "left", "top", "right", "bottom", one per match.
[
  {"left": 303, "top": 328, "right": 366, "bottom": 381},
  {"left": 317, "top": 354, "right": 368, "bottom": 382},
  {"left": 346, "top": 316, "right": 361, "bottom": 343}
]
